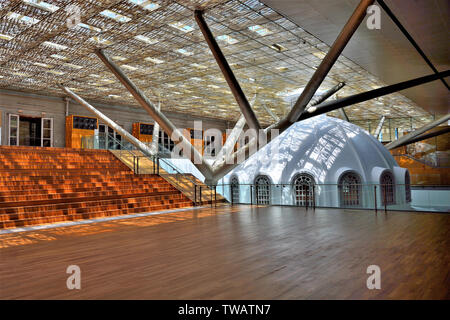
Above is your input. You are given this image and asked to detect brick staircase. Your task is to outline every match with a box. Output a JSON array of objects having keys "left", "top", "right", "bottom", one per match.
[{"left": 0, "top": 146, "right": 193, "bottom": 229}]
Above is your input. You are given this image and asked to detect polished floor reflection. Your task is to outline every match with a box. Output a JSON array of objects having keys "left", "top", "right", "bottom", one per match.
[{"left": 0, "top": 205, "right": 449, "bottom": 299}]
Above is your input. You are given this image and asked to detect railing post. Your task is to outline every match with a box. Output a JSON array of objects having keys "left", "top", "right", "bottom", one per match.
[
  {"left": 199, "top": 186, "right": 202, "bottom": 205},
  {"left": 250, "top": 185, "right": 253, "bottom": 205},
  {"left": 210, "top": 185, "right": 213, "bottom": 208},
  {"left": 384, "top": 184, "right": 387, "bottom": 213},
  {"left": 231, "top": 184, "right": 234, "bottom": 206},
  {"left": 157, "top": 157, "right": 160, "bottom": 175},
  {"left": 194, "top": 185, "right": 197, "bottom": 207},
  {"left": 214, "top": 186, "right": 217, "bottom": 208},
  {"left": 374, "top": 185, "right": 377, "bottom": 213},
  {"left": 137, "top": 156, "right": 140, "bottom": 174},
  {"left": 312, "top": 185, "right": 316, "bottom": 210},
  {"left": 133, "top": 155, "right": 136, "bottom": 174}
]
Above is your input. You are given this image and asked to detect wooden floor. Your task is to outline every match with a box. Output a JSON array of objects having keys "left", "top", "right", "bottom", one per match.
[{"left": 0, "top": 205, "right": 449, "bottom": 299}]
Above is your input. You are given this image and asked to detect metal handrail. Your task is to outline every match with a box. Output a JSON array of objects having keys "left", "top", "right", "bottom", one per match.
[{"left": 102, "top": 134, "right": 203, "bottom": 205}]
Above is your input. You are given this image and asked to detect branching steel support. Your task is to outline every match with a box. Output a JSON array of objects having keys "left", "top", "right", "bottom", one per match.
[
  {"left": 195, "top": 10, "right": 261, "bottom": 131},
  {"left": 393, "top": 126, "right": 450, "bottom": 149},
  {"left": 374, "top": 116, "right": 386, "bottom": 139},
  {"left": 60, "top": 86, "right": 157, "bottom": 157},
  {"left": 95, "top": 49, "right": 214, "bottom": 180},
  {"left": 339, "top": 108, "right": 350, "bottom": 122},
  {"left": 287, "top": 0, "right": 375, "bottom": 123}
]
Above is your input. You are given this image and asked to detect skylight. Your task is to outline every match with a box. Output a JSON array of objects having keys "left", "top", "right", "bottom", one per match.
[
  {"left": 23, "top": 0, "right": 60, "bottom": 13},
  {"left": 64, "top": 63, "right": 83, "bottom": 69},
  {"left": 50, "top": 54, "right": 68, "bottom": 60},
  {"left": 145, "top": 57, "right": 164, "bottom": 64},
  {"left": 217, "top": 35, "right": 239, "bottom": 45},
  {"left": 48, "top": 70, "right": 65, "bottom": 75},
  {"left": 122, "top": 65, "right": 138, "bottom": 71},
  {"left": 33, "top": 62, "right": 52, "bottom": 68},
  {"left": 42, "top": 41, "right": 68, "bottom": 50},
  {"left": 7, "top": 12, "right": 40, "bottom": 25},
  {"left": 248, "top": 25, "right": 271, "bottom": 36},
  {"left": 108, "top": 94, "right": 121, "bottom": 98},
  {"left": 100, "top": 10, "right": 132, "bottom": 23},
  {"left": 128, "top": 0, "right": 160, "bottom": 11},
  {"left": 134, "top": 35, "right": 158, "bottom": 45},
  {"left": 77, "top": 23, "right": 102, "bottom": 33},
  {"left": 192, "top": 63, "right": 207, "bottom": 69},
  {"left": 90, "top": 36, "right": 113, "bottom": 45},
  {"left": 0, "top": 34, "right": 13, "bottom": 41},
  {"left": 177, "top": 48, "right": 193, "bottom": 56},
  {"left": 269, "top": 43, "right": 287, "bottom": 52},
  {"left": 112, "top": 56, "right": 127, "bottom": 61},
  {"left": 170, "top": 22, "right": 194, "bottom": 33}
]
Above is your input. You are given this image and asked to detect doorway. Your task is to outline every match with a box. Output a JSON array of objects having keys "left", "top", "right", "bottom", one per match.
[
  {"left": 9, "top": 114, "right": 53, "bottom": 147},
  {"left": 98, "top": 124, "right": 122, "bottom": 150}
]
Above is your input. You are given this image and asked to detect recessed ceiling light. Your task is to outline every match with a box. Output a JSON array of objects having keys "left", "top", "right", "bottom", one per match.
[
  {"left": 134, "top": 35, "right": 158, "bottom": 45},
  {"left": 128, "top": 0, "right": 160, "bottom": 11},
  {"left": 23, "top": 0, "right": 59, "bottom": 13},
  {"left": 170, "top": 22, "right": 194, "bottom": 33},
  {"left": 191, "top": 63, "right": 207, "bottom": 69},
  {"left": 108, "top": 94, "right": 121, "bottom": 98},
  {"left": 145, "top": 57, "right": 164, "bottom": 64},
  {"left": 42, "top": 41, "right": 68, "bottom": 50},
  {"left": 0, "top": 33, "right": 13, "bottom": 41},
  {"left": 7, "top": 12, "right": 40, "bottom": 25},
  {"left": 12, "top": 71, "right": 31, "bottom": 77},
  {"left": 100, "top": 10, "right": 131, "bottom": 23},
  {"left": 248, "top": 25, "right": 271, "bottom": 36}
]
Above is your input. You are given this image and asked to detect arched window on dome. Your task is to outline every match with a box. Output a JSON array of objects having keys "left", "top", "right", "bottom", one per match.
[
  {"left": 255, "top": 175, "right": 271, "bottom": 205},
  {"left": 405, "top": 171, "right": 412, "bottom": 203},
  {"left": 292, "top": 173, "right": 315, "bottom": 207},
  {"left": 338, "top": 172, "right": 362, "bottom": 207},
  {"left": 230, "top": 176, "right": 240, "bottom": 204},
  {"left": 380, "top": 171, "right": 395, "bottom": 205}
]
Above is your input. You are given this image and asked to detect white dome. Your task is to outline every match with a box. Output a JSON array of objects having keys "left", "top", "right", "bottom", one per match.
[{"left": 222, "top": 115, "right": 410, "bottom": 207}]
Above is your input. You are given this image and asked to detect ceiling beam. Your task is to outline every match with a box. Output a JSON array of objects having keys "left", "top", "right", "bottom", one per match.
[
  {"left": 297, "top": 70, "right": 449, "bottom": 122},
  {"left": 377, "top": 0, "right": 450, "bottom": 91},
  {"left": 286, "top": 0, "right": 375, "bottom": 123},
  {"left": 95, "top": 49, "right": 214, "bottom": 180},
  {"left": 386, "top": 113, "right": 450, "bottom": 150},
  {"left": 194, "top": 10, "right": 261, "bottom": 131}
]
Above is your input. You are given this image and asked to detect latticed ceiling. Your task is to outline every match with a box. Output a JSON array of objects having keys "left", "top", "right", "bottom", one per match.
[{"left": 0, "top": 0, "right": 430, "bottom": 126}]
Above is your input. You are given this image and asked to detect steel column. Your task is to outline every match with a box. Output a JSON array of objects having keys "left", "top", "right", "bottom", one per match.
[
  {"left": 374, "top": 116, "right": 386, "bottom": 140},
  {"left": 151, "top": 97, "right": 161, "bottom": 154},
  {"left": 95, "top": 49, "right": 214, "bottom": 180},
  {"left": 194, "top": 10, "right": 261, "bottom": 131},
  {"left": 309, "top": 82, "right": 346, "bottom": 107},
  {"left": 339, "top": 108, "right": 350, "bottom": 122},
  {"left": 59, "top": 86, "right": 157, "bottom": 159},
  {"left": 386, "top": 113, "right": 450, "bottom": 150},
  {"left": 287, "top": 0, "right": 375, "bottom": 122}
]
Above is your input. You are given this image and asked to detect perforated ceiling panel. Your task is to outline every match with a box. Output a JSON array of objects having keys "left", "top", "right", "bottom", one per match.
[{"left": 0, "top": 0, "right": 430, "bottom": 126}]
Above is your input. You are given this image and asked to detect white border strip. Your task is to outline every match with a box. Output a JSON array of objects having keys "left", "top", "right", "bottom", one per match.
[{"left": 0, "top": 206, "right": 208, "bottom": 235}]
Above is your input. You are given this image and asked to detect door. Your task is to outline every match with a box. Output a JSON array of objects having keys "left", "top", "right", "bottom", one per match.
[
  {"left": 8, "top": 114, "right": 19, "bottom": 146},
  {"left": 41, "top": 118, "right": 53, "bottom": 147}
]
